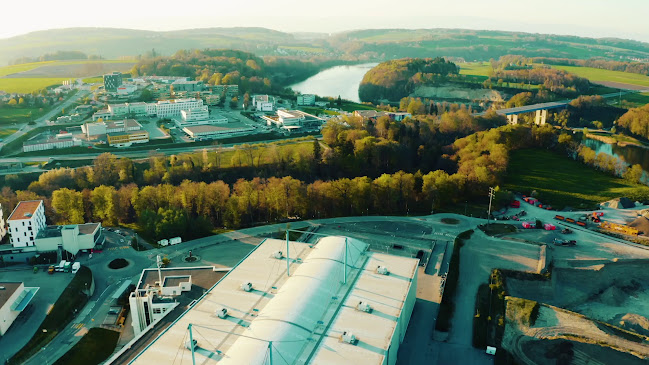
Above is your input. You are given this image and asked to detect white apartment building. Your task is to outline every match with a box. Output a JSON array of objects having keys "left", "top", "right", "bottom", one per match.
[
  {"left": 174, "top": 106, "right": 228, "bottom": 128},
  {"left": 154, "top": 98, "right": 203, "bottom": 118},
  {"left": 0, "top": 204, "right": 6, "bottom": 242},
  {"left": 297, "top": 94, "right": 316, "bottom": 106},
  {"left": 7, "top": 200, "right": 46, "bottom": 248},
  {"left": 252, "top": 95, "right": 275, "bottom": 112}
]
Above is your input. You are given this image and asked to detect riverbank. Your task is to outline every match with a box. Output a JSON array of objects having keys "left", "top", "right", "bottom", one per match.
[{"left": 586, "top": 132, "right": 649, "bottom": 150}]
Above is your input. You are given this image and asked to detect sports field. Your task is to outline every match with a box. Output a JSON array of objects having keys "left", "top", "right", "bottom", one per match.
[{"left": 504, "top": 149, "right": 649, "bottom": 209}]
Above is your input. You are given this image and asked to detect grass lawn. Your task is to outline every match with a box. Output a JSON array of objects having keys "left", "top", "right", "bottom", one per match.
[
  {"left": 0, "top": 107, "right": 47, "bottom": 124},
  {"left": 0, "top": 128, "right": 17, "bottom": 138},
  {"left": 0, "top": 78, "right": 70, "bottom": 93},
  {"left": 53, "top": 328, "right": 120, "bottom": 365},
  {"left": 301, "top": 106, "right": 339, "bottom": 116},
  {"left": 459, "top": 62, "right": 492, "bottom": 77},
  {"left": 9, "top": 266, "right": 93, "bottom": 365},
  {"left": 82, "top": 76, "right": 103, "bottom": 83},
  {"left": 339, "top": 101, "right": 380, "bottom": 113},
  {"left": 504, "top": 149, "right": 649, "bottom": 210},
  {"left": 550, "top": 65, "right": 649, "bottom": 88}
]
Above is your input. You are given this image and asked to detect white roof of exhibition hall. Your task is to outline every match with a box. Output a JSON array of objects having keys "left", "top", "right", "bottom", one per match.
[{"left": 128, "top": 236, "right": 418, "bottom": 365}]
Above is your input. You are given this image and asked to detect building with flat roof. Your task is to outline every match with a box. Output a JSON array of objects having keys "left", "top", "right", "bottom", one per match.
[
  {"left": 182, "top": 123, "right": 255, "bottom": 140},
  {"left": 35, "top": 223, "right": 104, "bottom": 256},
  {"left": 212, "top": 84, "right": 238, "bottom": 96},
  {"left": 22, "top": 134, "right": 82, "bottom": 153},
  {"left": 0, "top": 282, "right": 39, "bottom": 336},
  {"left": 261, "top": 109, "right": 325, "bottom": 130},
  {"left": 126, "top": 236, "right": 418, "bottom": 365},
  {"left": 353, "top": 110, "right": 412, "bottom": 122},
  {"left": 297, "top": 94, "right": 316, "bottom": 106},
  {"left": 104, "top": 72, "right": 123, "bottom": 92},
  {"left": 7, "top": 200, "right": 46, "bottom": 248},
  {"left": 172, "top": 80, "right": 205, "bottom": 92},
  {"left": 252, "top": 94, "right": 276, "bottom": 111},
  {"left": 107, "top": 130, "right": 149, "bottom": 147}
]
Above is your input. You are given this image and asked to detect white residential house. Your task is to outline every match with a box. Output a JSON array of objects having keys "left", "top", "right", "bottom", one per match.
[{"left": 7, "top": 200, "right": 46, "bottom": 248}]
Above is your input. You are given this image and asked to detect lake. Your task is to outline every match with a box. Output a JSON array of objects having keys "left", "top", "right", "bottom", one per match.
[
  {"left": 289, "top": 63, "right": 378, "bottom": 103},
  {"left": 582, "top": 138, "right": 649, "bottom": 172}
]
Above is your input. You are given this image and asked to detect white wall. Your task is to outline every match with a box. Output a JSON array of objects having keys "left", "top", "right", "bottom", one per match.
[{"left": 0, "top": 283, "right": 24, "bottom": 335}]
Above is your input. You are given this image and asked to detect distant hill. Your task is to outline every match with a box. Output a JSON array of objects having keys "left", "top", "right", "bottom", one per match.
[{"left": 2, "top": 27, "right": 649, "bottom": 66}]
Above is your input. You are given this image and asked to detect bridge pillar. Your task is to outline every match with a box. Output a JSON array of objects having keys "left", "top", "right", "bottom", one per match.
[
  {"left": 507, "top": 114, "right": 518, "bottom": 125},
  {"left": 535, "top": 109, "right": 548, "bottom": 125}
]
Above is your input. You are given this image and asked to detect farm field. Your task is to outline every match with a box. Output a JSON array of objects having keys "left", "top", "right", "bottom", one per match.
[
  {"left": 458, "top": 62, "right": 492, "bottom": 77},
  {"left": 0, "top": 60, "right": 131, "bottom": 77},
  {"left": 550, "top": 65, "right": 649, "bottom": 89},
  {"left": 0, "top": 78, "right": 71, "bottom": 93},
  {"left": 504, "top": 149, "right": 649, "bottom": 210}
]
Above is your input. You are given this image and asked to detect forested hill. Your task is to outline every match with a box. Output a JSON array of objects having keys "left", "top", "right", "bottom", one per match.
[
  {"left": 358, "top": 58, "right": 459, "bottom": 102},
  {"left": 130, "top": 49, "right": 335, "bottom": 94},
  {"left": 3, "top": 27, "right": 649, "bottom": 66}
]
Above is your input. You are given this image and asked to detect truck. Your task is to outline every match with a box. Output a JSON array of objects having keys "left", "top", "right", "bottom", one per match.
[
  {"left": 71, "top": 262, "right": 81, "bottom": 273},
  {"left": 55, "top": 260, "right": 67, "bottom": 272},
  {"left": 169, "top": 237, "right": 182, "bottom": 245},
  {"left": 64, "top": 261, "right": 72, "bottom": 273}
]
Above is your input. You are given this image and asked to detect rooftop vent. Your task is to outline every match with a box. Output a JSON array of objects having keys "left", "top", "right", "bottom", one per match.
[
  {"left": 185, "top": 339, "right": 198, "bottom": 350},
  {"left": 356, "top": 301, "right": 372, "bottom": 313},
  {"left": 341, "top": 331, "right": 357, "bottom": 345},
  {"left": 24, "top": 213, "right": 32, "bottom": 218},
  {"left": 216, "top": 307, "right": 228, "bottom": 319},
  {"left": 241, "top": 282, "right": 253, "bottom": 292},
  {"left": 376, "top": 266, "right": 389, "bottom": 275},
  {"left": 272, "top": 251, "right": 283, "bottom": 259}
]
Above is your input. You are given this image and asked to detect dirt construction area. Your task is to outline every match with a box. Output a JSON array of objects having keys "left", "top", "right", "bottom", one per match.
[{"left": 492, "top": 199, "right": 649, "bottom": 364}]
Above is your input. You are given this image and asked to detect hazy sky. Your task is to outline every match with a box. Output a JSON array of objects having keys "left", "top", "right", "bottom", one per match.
[{"left": 3, "top": 0, "right": 648, "bottom": 42}]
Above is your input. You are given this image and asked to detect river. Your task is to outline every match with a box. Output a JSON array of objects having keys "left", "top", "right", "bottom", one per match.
[
  {"left": 289, "top": 63, "right": 378, "bottom": 103},
  {"left": 582, "top": 138, "right": 649, "bottom": 171}
]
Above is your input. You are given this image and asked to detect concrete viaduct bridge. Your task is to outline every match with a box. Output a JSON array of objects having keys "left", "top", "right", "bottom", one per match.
[{"left": 475, "top": 89, "right": 649, "bottom": 125}]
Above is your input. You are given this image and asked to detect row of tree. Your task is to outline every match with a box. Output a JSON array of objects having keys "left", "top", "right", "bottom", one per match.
[{"left": 616, "top": 104, "right": 649, "bottom": 140}]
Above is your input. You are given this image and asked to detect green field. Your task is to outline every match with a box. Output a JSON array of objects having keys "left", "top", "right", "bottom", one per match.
[
  {"left": 504, "top": 149, "right": 649, "bottom": 209},
  {"left": 82, "top": 76, "right": 103, "bottom": 83},
  {"left": 0, "top": 78, "right": 70, "bottom": 93},
  {"left": 550, "top": 65, "right": 649, "bottom": 88},
  {"left": 0, "top": 60, "right": 131, "bottom": 77},
  {"left": 459, "top": 62, "right": 492, "bottom": 77},
  {"left": 0, "top": 107, "right": 46, "bottom": 124}
]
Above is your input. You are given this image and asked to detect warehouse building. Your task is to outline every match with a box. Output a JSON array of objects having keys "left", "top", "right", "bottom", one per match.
[
  {"left": 125, "top": 236, "right": 418, "bottom": 365},
  {"left": 0, "top": 282, "right": 39, "bottom": 336},
  {"left": 182, "top": 122, "right": 255, "bottom": 140}
]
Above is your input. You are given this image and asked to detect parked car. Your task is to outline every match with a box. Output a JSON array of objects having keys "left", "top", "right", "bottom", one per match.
[
  {"left": 553, "top": 238, "right": 577, "bottom": 246},
  {"left": 561, "top": 228, "right": 573, "bottom": 234}
]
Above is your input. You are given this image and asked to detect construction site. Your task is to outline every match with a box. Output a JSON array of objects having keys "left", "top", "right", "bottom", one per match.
[{"left": 482, "top": 196, "right": 649, "bottom": 365}]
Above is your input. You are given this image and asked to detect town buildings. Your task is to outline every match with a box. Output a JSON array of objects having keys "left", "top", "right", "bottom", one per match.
[
  {"left": 0, "top": 282, "right": 39, "bottom": 336},
  {"left": 22, "top": 134, "right": 82, "bottom": 153},
  {"left": 126, "top": 236, "right": 417, "bottom": 365},
  {"left": 252, "top": 94, "right": 276, "bottom": 111},
  {"left": 297, "top": 93, "right": 316, "bottom": 106},
  {"left": 7, "top": 201, "right": 47, "bottom": 248}
]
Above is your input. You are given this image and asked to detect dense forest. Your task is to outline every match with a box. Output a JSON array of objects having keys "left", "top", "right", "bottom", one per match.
[
  {"left": 358, "top": 58, "right": 460, "bottom": 102},
  {"left": 5, "top": 110, "right": 638, "bottom": 242},
  {"left": 130, "top": 49, "right": 342, "bottom": 95},
  {"left": 616, "top": 104, "right": 649, "bottom": 139}
]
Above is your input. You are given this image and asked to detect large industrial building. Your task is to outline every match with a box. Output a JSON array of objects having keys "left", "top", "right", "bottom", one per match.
[
  {"left": 0, "top": 282, "right": 39, "bottom": 336},
  {"left": 34, "top": 223, "right": 105, "bottom": 256},
  {"left": 93, "top": 99, "right": 204, "bottom": 120},
  {"left": 182, "top": 123, "right": 255, "bottom": 140},
  {"left": 125, "top": 236, "right": 418, "bottom": 365},
  {"left": 261, "top": 109, "right": 325, "bottom": 130}
]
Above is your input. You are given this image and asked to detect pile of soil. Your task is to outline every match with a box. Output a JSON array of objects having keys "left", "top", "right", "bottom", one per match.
[
  {"left": 628, "top": 216, "right": 649, "bottom": 235},
  {"left": 620, "top": 313, "right": 649, "bottom": 337},
  {"left": 602, "top": 197, "right": 635, "bottom": 209}
]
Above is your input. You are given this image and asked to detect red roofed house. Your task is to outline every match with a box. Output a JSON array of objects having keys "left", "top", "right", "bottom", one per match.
[{"left": 7, "top": 200, "right": 46, "bottom": 248}]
